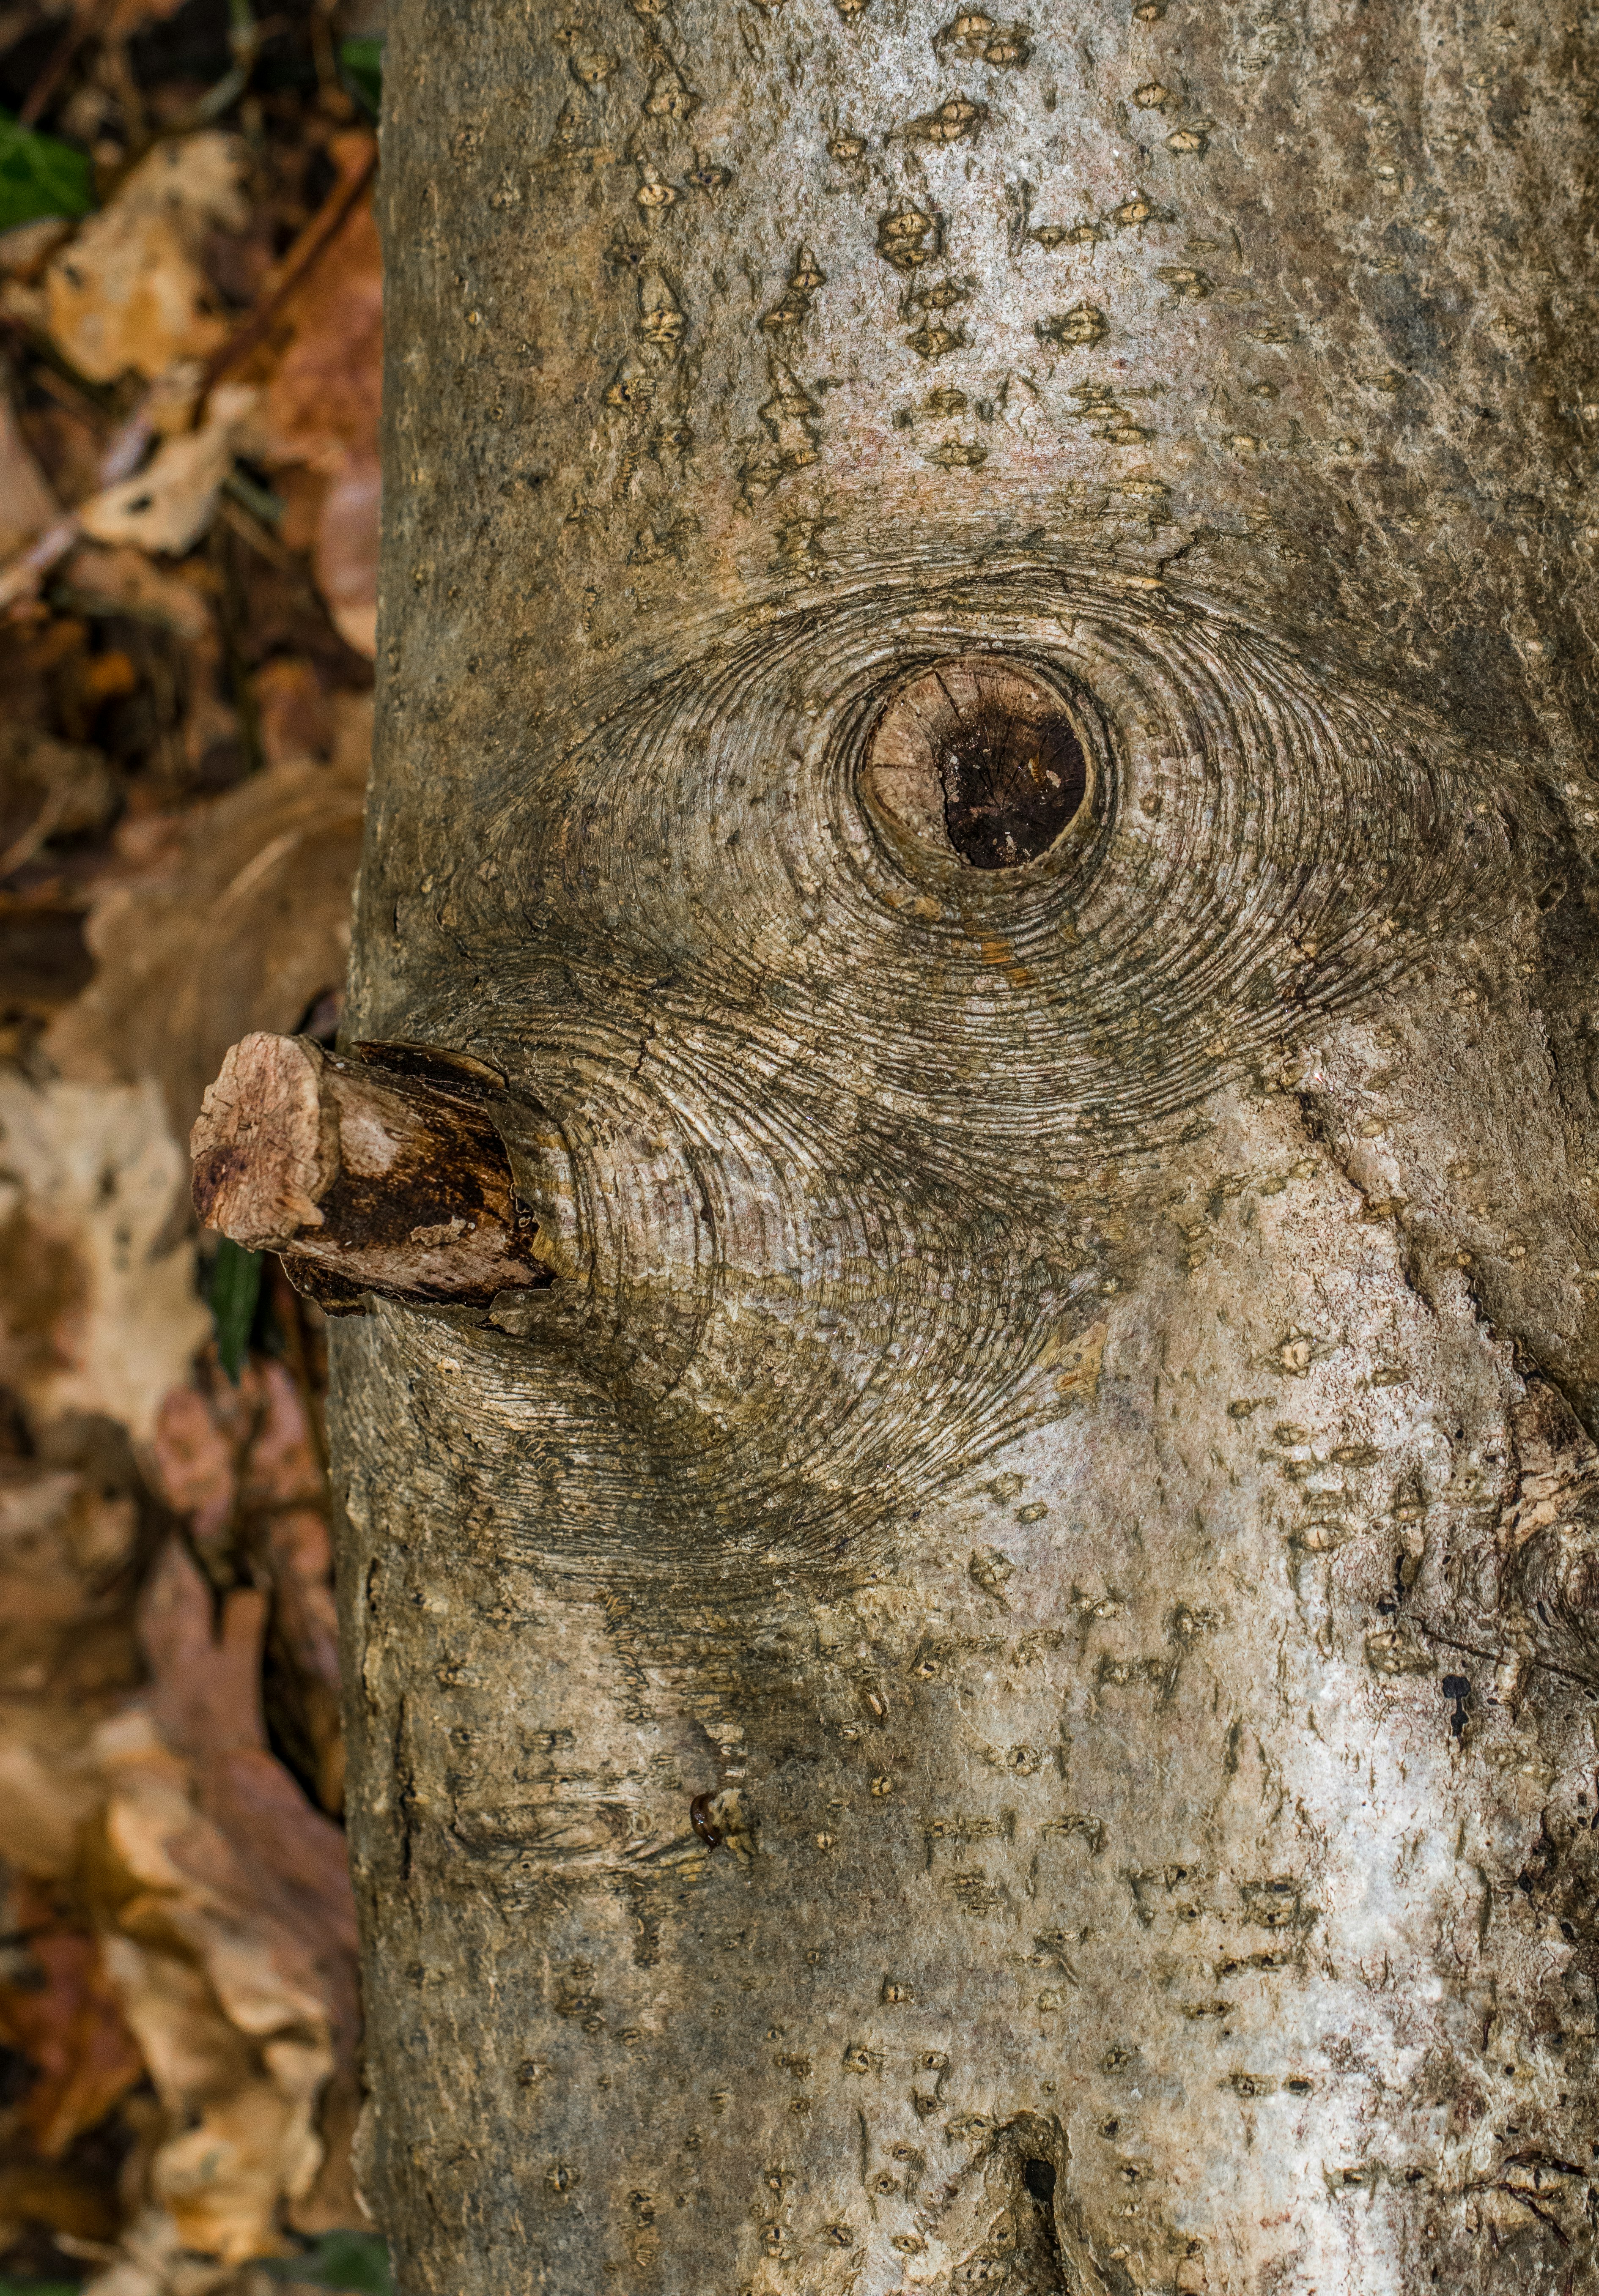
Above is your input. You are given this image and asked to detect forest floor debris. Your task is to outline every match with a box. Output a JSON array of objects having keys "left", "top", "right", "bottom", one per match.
[{"left": 0, "top": 3, "right": 384, "bottom": 2286}]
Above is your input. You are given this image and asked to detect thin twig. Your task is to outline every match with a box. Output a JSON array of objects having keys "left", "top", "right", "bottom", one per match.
[
  {"left": 205, "top": 132, "right": 377, "bottom": 389},
  {"left": 1412, "top": 1615, "right": 1599, "bottom": 1694},
  {"left": 0, "top": 515, "right": 80, "bottom": 612},
  {"left": 19, "top": 0, "right": 111, "bottom": 126},
  {"left": 217, "top": 488, "right": 303, "bottom": 574}
]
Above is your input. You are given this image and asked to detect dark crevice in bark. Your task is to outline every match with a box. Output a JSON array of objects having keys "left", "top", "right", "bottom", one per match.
[
  {"left": 1289, "top": 1082, "right": 1443, "bottom": 1313},
  {"left": 942, "top": 2115, "right": 1098, "bottom": 2296}
]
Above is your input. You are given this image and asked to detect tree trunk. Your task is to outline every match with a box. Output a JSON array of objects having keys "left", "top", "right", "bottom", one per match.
[{"left": 332, "top": 1, "right": 1599, "bottom": 2288}]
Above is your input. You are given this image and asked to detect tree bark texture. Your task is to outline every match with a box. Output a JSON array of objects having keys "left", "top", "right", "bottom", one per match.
[{"left": 335, "top": 3, "right": 1599, "bottom": 2290}]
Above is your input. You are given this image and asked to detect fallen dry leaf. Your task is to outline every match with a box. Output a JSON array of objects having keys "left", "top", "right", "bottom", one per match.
[
  {"left": 238, "top": 151, "right": 381, "bottom": 659},
  {"left": 45, "top": 134, "right": 250, "bottom": 386},
  {"left": 0, "top": 1462, "right": 140, "bottom": 1699},
  {"left": 78, "top": 383, "right": 256, "bottom": 557},
  {"left": 250, "top": 183, "right": 380, "bottom": 476},
  {"left": 0, "top": 26, "right": 378, "bottom": 2287},
  {"left": 0, "top": 720, "right": 120, "bottom": 877},
  {"left": 149, "top": 1381, "right": 235, "bottom": 1545},
  {"left": 0, "top": 2156, "right": 121, "bottom": 2247},
  {"left": 85, "top": 1542, "right": 359, "bottom": 2264},
  {"left": 0, "top": 1708, "right": 107, "bottom": 1877},
  {"left": 0, "top": 370, "right": 60, "bottom": 556},
  {"left": 59, "top": 540, "right": 215, "bottom": 643},
  {"left": 0, "top": 1905, "right": 146, "bottom": 2159},
  {"left": 0, "top": 1076, "right": 209, "bottom": 1442},
  {"left": 82, "top": 2201, "right": 239, "bottom": 2296},
  {"left": 312, "top": 449, "right": 378, "bottom": 659},
  {"left": 152, "top": 1356, "right": 342, "bottom": 1814},
  {"left": 45, "top": 742, "right": 368, "bottom": 1146},
  {"left": 250, "top": 655, "right": 339, "bottom": 770},
  {"left": 0, "top": 218, "right": 73, "bottom": 282}
]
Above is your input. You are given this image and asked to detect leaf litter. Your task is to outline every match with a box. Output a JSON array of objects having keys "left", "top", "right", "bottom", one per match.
[{"left": 0, "top": 2, "right": 387, "bottom": 2288}]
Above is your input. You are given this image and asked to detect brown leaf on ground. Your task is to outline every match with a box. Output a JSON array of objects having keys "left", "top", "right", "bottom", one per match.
[
  {"left": 0, "top": 1702, "right": 107, "bottom": 1878},
  {"left": 136, "top": 1538, "right": 270, "bottom": 1756},
  {"left": 45, "top": 740, "right": 368, "bottom": 1145},
  {"left": 250, "top": 655, "right": 338, "bottom": 770},
  {"left": 249, "top": 168, "right": 380, "bottom": 474},
  {"left": 85, "top": 1541, "right": 359, "bottom": 2263},
  {"left": 0, "top": 371, "right": 60, "bottom": 557},
  {"left": 0, "top": 1075, "right": 210, "bottom": 1441},
  {"left": 237, "top": 146, "right": 381, "bottom": 658},
  {"left": 311, "top": 450, "right": 378, "bottom": 659},
  {"left": 59, "top": 541, "right": 214, "bottom": 643},
  {"left": 0, "top": 721, "right": 120, "bottom": 877},
  {"left": 17, "top": 389, "right": 103, "bottom": 510},
  {"left": 148, "top": 1381, "right": 235, "bottom": 1546},
  {"left": 0, "top": 1462, "right": 140, "bottom": 1699},
  {"left": 151, "top": 1357, "right": 342, "bottom": 1816},
  {"left": 0, "top": 22, "right": 378, "bottom": 2284},
  {"left": 0, "top": 1901, "right": 147, "bottom": 2159},
  {"left": 0, "top": 219, "right": 73, "bottom": 282},
  {"left": 77, "top": 2203, "right": 239, "bottom": 2295},
  {"left": 0, "top": 2156, "right": 121, "bottom": 2247},
  {"left": 79, "top": 384, "right": 257, "bottom": 557},
  {"left": 45, "top": 135, "right": 250, "bottom": 386},
  {"left": 262, "top": 1497, "right": 343, "bottom": 1818}
]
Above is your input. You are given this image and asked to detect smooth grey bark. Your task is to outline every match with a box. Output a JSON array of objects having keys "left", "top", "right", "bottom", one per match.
[{"left": 334, "top": 1, "right": 1599, "bottom": 2290}]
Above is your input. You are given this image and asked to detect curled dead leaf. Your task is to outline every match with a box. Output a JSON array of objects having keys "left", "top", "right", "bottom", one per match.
[
  {"left": 78, "top": 384, "right": 256, "bottom": 557},
  {"left": 0, "top": 1076, "right": 210, "bottom": 1443},
  {"left": 45, "top": 134, "right": 249, "bottom": 386},
  {"left": 45, "top": 741, "right": 368, "bottom": 1146},
  {"left": 0, "top": 373, "right": 60, "bottom": 557},
  {"left": 314, "top": 450, "right": 379, "bottom": 658}
]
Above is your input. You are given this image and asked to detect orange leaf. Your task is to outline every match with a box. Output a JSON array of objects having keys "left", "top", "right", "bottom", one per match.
[{"left": 0, "top": 1926, "right": 145, "bottom": 2158}]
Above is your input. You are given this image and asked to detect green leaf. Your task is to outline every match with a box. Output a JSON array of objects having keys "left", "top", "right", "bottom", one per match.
[
  {"left": 263, "top": 2231, "right": 394, "bottom": 2293},
  {"left": 207, "top": 1233, "right": 263, "bottom": 1382},
  {"left": 338, "top": 37, "right": 382, "bottom": 118},
  {"left": 0, "top": 108, "right": 94, "bottom": 231}
]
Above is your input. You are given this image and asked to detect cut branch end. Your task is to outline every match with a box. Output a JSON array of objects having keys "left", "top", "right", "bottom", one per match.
[{"left": 190, "top": 1033, "right": 556, "bottom": 1308}]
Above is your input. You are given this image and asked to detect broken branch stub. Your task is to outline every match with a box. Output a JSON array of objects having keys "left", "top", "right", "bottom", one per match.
[{"left": 190, "top": 1032, "right": 551, "bottom": 1308}]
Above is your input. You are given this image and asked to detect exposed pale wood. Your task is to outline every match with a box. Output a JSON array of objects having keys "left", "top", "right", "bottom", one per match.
[{"left": 191, "top": 1032, "right": 335, "bottom": 1250}]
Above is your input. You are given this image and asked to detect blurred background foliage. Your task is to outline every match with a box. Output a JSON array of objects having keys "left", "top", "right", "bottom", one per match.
[{"left": 0, "top": 0, "right": 390, "bottom": 2286}]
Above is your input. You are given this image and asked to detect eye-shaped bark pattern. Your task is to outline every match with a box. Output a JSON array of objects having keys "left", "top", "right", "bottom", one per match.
[
  {"left": 489, "top": 560, "right": 1509, "bottom": 1181},
  {"left": 411, "top": 562, "right": 1525, "bottom": 1582}
]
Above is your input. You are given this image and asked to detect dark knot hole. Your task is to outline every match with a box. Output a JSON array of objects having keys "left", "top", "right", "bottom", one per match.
[
  {"left": 938, "top": 696, "right": 1087, "bottom": 869},
  {"left": 1023, "top": 2157, "right": 1057, "bottom": 2204},
  {"left": 864, "top": 655, "right": 1092, "bottom": 870}
]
